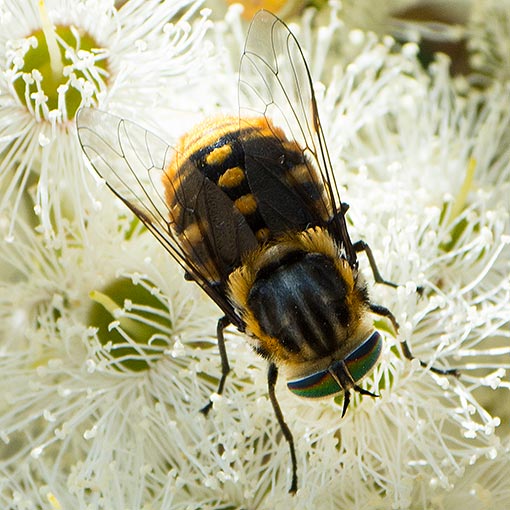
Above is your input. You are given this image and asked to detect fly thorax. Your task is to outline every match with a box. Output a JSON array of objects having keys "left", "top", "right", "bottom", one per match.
[{"left": 244, "top": 250, "right": 368, "bottom": 363}]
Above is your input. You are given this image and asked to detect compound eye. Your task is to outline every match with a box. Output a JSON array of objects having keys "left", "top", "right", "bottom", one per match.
[
  {"left": 287, "top": 369, "right": 342, "bottom": 399},
  {"left": 344, "top": 331, "right": 383, "bottom": 383},
  {"left": 286, "top": 331, "right": 383, "bottom": 399}
]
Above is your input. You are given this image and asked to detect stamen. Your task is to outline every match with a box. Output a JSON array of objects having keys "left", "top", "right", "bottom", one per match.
[
  {"left": 448, "top": 157, "right": 476, "bottom": 224},
  {"left": 89, "top": 289, "right": 146, "bottom": 340},
  {"left": 38, "top": 0, "right": 63, "bottom": 80}
]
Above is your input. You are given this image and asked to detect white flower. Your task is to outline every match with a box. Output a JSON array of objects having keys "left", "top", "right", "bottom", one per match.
[
  {"left": 0, "top": 204, "right": 224, "bottom": 507},
  {"left": 0, "top": 3, "right": 509, "bottom": 509},
  {"left": 300, "top": 19, "right": 510, "bottom": 508},
  {"left": 0, "top": 0, "right": 209, "bottom": 241},
  {"left": 338, "top": 0, "right": 510, "bottom": 88},
  {"left": 470, "top": 0, "right": 510, "bottom": 83}
]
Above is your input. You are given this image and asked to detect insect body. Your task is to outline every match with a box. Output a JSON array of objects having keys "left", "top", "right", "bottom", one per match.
[{"left": 77, "top": 10, "right": 457, "bottom": 494}]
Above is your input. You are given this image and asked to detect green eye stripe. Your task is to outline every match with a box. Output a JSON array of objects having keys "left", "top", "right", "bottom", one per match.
[
  {"left": 286, "top": 369, "right": 342, "bottom": 398},
  {"left": 287, "top": 331, "right": 382, "bottom": 399},
  {"left": 345, "top": 331, "right": 382, "bottom": 382}
]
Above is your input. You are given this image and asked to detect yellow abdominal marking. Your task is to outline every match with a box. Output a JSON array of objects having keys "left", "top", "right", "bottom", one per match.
[
  {"left": 218, "top": 166, "right": 245, "bottom": 188},
  {"left": 234, "top": 194, "right": 258, "bottom": 215},
  {"left": 205, "top": 144, "right": 232, "bottom": 166}
]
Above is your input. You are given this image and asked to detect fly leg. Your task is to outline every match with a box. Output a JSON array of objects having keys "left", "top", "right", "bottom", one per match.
[
  {"left": 200, "top": 316, "right": 231, "bottom": 415},
  {"left": 369, "top": 303, "right": 459, "bottom": 377},
  {"left": 400, "top": 340, "right": 460, "bottom": 377},
  {"left": 369, "top": 303, "right": 399, "bottom": 332},
  {"left": 351, "top": 234, "right": 457, "bottom": 375},
  {"left": 334, "top": 202, "right": 397, "bottom": 288},
  {"left": 268, "top": 363, "right": 298, "bottom": 494},
  {"left": 353, "top": 240, "right": 398, "bottom": 288}
]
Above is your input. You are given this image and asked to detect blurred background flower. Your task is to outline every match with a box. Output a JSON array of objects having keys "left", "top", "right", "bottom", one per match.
[{"left": 0, "top": 1, "right": 509, "bottom": 509}]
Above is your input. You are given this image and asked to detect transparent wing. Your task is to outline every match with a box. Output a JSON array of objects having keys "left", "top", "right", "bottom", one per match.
[
  {"left": 76, "top": 108, "right": 246, "bottom": 326},
  {"left": 239, "top": 10, "right": 356, "bottom": 264}
]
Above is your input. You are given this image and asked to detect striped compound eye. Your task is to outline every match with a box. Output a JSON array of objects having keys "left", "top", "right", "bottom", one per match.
[{"left": 287, "top": 331, "right": 383, "bottom": 399}]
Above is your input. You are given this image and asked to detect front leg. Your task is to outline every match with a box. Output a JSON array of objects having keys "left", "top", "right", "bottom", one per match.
[
  {"left": 369, "top": 303, "right": 459, "bottom": 377},
  {"left": 353, "top": 237, "right": 458, "bottom": 377},
  {"left": 353, "top": 240, "right": 398, "bottom": 288}
]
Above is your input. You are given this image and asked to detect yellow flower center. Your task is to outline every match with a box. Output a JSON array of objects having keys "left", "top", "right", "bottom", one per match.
[
  {"left": 13, "top": 24, "right": 108, "bottom": 119},
  {"left": 88, "top": 278, "right": 172, "bottom": 372}
]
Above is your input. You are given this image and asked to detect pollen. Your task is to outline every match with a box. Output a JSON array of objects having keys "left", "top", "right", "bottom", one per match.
[
  {"left": 234, "top": 194, "right": 258, "bottom": 216},
  {"left": 218, "top": 166, "right": 245, "bottom": 188}
]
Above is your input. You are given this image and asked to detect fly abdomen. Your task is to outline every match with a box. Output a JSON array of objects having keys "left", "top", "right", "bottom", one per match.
[
  {"left": 165, "top": 115, "right": 332, "bottom": 260},
  {"left": 247, "top": 251, "right": 352, "bottom": 359}
]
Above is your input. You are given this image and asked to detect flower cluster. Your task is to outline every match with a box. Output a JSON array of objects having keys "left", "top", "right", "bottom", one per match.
[
  {"left": 1, "top": 1, "right": 509, "bottom": 509},
  {"left": 0, "top": 0, "right": 209, "bottom": 240}
]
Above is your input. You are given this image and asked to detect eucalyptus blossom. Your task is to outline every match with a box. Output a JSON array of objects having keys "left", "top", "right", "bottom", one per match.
[
  {"left": 0, "top": 2, "right": 509, "bottom": 509},
  {"left": 0, "top": 0, "right": 209, "bottom": 240}
]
